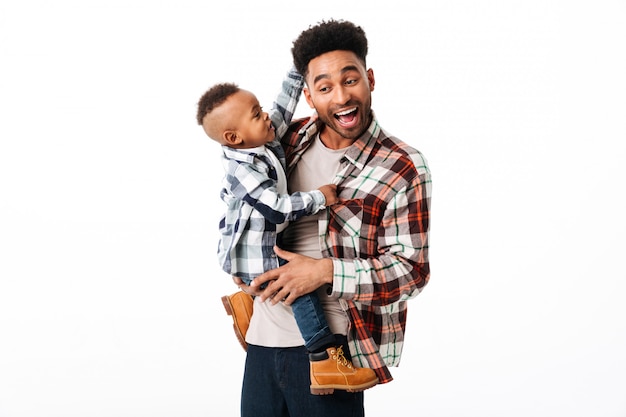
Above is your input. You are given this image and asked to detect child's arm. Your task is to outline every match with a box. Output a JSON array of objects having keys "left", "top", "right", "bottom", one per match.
[
  {"left": 269, "top": 67, "right": 304, "bottom": 141},
  {"left": 227, "top": 158, "right": 333, "bottom": 225},
  {"left": 317, "top": 184, "right": 338, "bottom": 206}
]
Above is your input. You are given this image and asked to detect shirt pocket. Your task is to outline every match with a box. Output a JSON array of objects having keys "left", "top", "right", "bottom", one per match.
[{"left": 328, "top": 199, "right": 364, "bottom": 238}]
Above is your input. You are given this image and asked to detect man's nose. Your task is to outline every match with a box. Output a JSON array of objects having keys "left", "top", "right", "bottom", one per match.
[{"left": 333, "top": 86, "right": 350, "bottom": 105}]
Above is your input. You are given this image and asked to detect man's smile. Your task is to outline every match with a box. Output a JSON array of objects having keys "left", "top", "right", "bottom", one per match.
[{"left": 334, "top": 107, "right": 359, "bottom": 128}]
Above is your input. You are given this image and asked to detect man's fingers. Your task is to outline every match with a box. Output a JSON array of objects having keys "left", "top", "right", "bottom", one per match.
[
  {"left": 232, "top": 276, "right": 252, "bottom": 294},
  {"left": 270, "top": 288, "right": 291, "bottom": 306},
  {"left": 282, "top": 291, "right": 296, "bottom": 306},
  {"left": 273, "top": 245, "right": 295, "bottom": 261},
  {"left": 252, "top": 268, "right": 277, "bottom": 290},
  {"left": 258, "top": 278, "right": 278, "bottom": 302}
]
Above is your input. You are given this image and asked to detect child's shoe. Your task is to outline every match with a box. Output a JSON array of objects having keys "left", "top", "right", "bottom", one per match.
[
  {"left": 221, "top": 291, "right": 254, "bottom": 351},
  {"left": 309, "top": 346, "right": 379, "bottom": 395}
]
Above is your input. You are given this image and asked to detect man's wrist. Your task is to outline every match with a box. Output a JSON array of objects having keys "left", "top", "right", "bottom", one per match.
[{"left": 322, "top": 258, "right": 334, "bottom": 285}]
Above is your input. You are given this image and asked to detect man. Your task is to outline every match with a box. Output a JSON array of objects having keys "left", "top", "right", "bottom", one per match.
[{"left": 235, "top": 19, "right": 431, "bottom": 417}]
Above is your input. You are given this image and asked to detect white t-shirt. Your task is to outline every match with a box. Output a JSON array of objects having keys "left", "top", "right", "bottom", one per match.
[{"left": 245, "top": 135, "right": 349, "bottom": 347}]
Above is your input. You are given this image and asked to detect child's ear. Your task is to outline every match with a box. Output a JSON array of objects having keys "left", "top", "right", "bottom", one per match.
[{"left": 223, "top": 130, "right": 243, "bottom": 146}]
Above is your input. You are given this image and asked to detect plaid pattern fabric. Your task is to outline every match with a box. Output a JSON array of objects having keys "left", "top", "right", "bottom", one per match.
[
  {"left": 217, "top": 69, "right": 326, "bottom": 282},
  {"left": 282, "top": 115, "right": 432, "bottom": 384}
]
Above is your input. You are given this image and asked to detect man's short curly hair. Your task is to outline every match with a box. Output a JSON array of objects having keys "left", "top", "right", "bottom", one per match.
[
  {"left": 291, "top": 19, "right": 368, "bottom": 78},
  {"left": 196, "top": 82, "right": 240, "bottom": 125}
]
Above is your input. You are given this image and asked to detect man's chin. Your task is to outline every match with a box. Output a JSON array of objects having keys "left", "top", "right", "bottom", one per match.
[
  {"left": 330, "top": 117, "right": 369, "bottom": 140},
  {"left": 334, "top": 125, "right": 365, "bottom": 141}
]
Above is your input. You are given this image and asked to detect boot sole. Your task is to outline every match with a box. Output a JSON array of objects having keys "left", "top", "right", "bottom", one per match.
[
  {"left": 221, "top": 295, "right": 248, "bottom": 351},
  {"left": 310, "top": 378, "right": 379, "bottom": 395}
]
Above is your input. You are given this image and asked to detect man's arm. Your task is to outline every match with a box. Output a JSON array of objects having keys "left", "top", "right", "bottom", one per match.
[{"left": 329, "top": 173, "right": 431, "bottom": 305}]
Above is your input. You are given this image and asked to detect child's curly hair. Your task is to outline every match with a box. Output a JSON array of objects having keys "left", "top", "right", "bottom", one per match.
[
  {"left": 196, "top": 82, "right": 239, "bottom": 125},
  {"left": 291, "top": 19, "right": 368, "bottom": 78}
]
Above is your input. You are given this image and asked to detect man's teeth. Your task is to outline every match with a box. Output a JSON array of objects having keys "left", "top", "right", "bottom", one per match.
[{"left": 336, "top": 108, "right": 356, "bottom": 116}]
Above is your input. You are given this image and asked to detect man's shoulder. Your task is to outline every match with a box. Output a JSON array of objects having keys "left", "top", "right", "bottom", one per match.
[
  {"left": 375, "top": 131, "right": 430, "bottom": 177},
  {"left": 283, "top": 117, "right": 311, "bottom": 138},
  {"left": 281, "top": 117, "right": 313, "bottom": 154}
]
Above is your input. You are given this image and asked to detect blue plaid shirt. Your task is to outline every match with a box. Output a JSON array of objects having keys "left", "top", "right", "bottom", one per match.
[{"left": 217, "top": 69, "right": 326, "bottom": 282}]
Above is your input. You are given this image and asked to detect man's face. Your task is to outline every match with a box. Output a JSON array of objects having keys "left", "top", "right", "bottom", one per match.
[{"left": 303, "top": 50, "right": 375, "bottom": 143}]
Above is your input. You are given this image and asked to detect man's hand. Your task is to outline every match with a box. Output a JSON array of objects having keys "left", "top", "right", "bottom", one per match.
[
  {"left": 250, "top": 246, "right": 334, "bottom": 306},
  {"left": 232, "top": 276, "right": 264, "bottom": 297}
]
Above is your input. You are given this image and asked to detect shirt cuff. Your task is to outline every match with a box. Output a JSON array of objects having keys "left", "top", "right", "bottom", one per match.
[
  {"left": 331, "top": 258, "right": 357, "bottom": 298},
  {"left": 310, "top": 189, "right": 327, "bottom": 210}
]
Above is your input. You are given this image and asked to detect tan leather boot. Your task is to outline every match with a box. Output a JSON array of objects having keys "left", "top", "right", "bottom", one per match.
[
  {"left": 221, "top": 291, "right": 254, "bottom": 351},
  {"left": 309, "top": 346, "right": 379, "bottom": 395}
]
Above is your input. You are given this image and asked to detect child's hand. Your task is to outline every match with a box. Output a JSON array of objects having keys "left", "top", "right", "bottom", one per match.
[{"left": 318, "top": 184, "right": 338, "bottom": 206}]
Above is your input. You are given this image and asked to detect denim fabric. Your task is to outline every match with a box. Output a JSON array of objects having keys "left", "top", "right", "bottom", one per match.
[
  {"left": 290, "top": 292, "right": 335, "bottom": 352},
  {"left": 241, "top": 336, "right": 364, "bottom": 417},
  {"left": 277, "top": 256, "right": 335, "bottom": 352}
]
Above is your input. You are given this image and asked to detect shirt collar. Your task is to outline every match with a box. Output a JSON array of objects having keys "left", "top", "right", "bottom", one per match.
[{"left": 221, "top": 144, "right": 266, "bottom": 164}]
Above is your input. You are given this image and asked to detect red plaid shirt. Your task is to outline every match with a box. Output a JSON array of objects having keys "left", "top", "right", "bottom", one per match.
[{"left": 281, "top": 114, "right": 431, "bottom": 384}]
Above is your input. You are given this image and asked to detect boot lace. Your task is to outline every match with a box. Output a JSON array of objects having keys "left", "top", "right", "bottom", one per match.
[{"left": 334, "top": 346, "right": 353, "bottom": 369}]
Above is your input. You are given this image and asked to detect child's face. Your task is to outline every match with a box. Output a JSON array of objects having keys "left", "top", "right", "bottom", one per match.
[{"left": 210, "top": 90, "right": 275, "bottom": 149}]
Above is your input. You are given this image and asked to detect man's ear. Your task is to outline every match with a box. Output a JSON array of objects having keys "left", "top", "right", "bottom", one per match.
[
  {"left": 303, "top": 87, "right": 315, "bottom": 109},
  {"left": 223, "top": 130, "right": 243, "bottom": 146},
  {"left": 367, "top": 68, "right": 375, "bottom": 92}
]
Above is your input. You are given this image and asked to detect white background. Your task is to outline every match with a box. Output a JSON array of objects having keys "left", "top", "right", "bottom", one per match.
[{"left": 1, "top": 1, "right": 625, "bottom": 416}]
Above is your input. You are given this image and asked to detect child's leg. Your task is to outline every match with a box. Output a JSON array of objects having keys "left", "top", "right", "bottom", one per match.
[
  {"left": 291, "top": 292, "right": 379, "bottom": 395},
  {"left": 290, "top": 291, "right": 335, "bottom": 353},
  {"left": 277, "top": 253, "right": 334, "bottom": 352}
]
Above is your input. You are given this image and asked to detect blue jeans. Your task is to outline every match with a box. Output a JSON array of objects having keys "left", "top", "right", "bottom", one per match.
[
  {"left": 290, "top": 291, "right": 335, "bottom": 352},
  {"left": 241, "top": 336, "right": 365, "bottom": 417}
]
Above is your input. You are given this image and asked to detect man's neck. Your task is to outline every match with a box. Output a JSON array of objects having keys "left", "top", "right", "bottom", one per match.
[{"left": 318, "top": 128, "right": 357, "bottom": 150}]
